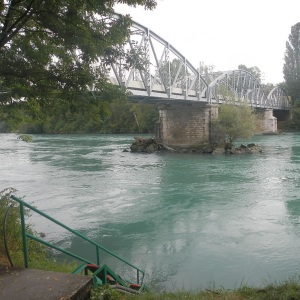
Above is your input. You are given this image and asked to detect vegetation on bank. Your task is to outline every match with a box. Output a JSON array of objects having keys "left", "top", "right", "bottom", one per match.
[
  {"left": 0, "top": 97, "right": 158, "bottom": 134},
  {"left": 0, "top": 188, "right": 77, "bottom": 273},
  {"left": 90, "top": 281, "right": 300, "bottom": 300}
]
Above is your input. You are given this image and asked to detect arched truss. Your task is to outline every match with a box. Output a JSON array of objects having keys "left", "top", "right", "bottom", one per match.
[
  {"left": 109, "top": 19, "right": 208, "bottom": 102},
  {"left": 108, "top": 18, "right": 290, "bottom": 110},
  {"left": 204, "top": 70, "right": 267, "bottom": 107},
  {"left": 204, "top": 70, "right": 291, "bottom": 109},
  {"left": 267, "top": 86, "right": 290, "bottom": 109}
]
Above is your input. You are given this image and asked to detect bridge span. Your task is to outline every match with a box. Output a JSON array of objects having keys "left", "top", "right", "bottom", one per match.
[{"left": 107, "top": 17, "right": 290, "bottom": 147}]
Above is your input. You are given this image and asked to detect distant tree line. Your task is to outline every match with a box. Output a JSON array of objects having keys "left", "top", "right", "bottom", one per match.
[{"left": 0, "top": 98, "right": 158, "bottom": 134}]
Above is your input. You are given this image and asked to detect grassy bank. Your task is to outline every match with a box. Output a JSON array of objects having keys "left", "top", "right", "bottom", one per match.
[
  {"left": 90, "top": 280, "right": 300, "bottom": 300},
  {"left": 0, "top": 188, "right": 77, "bottom": 273}
]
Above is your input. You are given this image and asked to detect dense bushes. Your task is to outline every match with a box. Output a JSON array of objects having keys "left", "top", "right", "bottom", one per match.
[{"left": 0, "top": 98, "right": 158, "bottom": 134}]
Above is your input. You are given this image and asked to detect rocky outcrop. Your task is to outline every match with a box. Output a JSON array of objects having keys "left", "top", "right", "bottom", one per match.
[
  {"left": 212, "top": 143, "right": 262, "bottom": 154},
  {"left": 129, "top": 137, "right": 262, "bottom": 155},
  {"left": 224, "top": 143, "right": 263, "bottom": 155},
  {"left": 130, "top": 137, "right": 164, "bottom": 153}
]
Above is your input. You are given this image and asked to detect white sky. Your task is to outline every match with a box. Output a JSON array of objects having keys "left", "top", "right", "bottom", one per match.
[{"left": 114, "top": 0, "right": 300, "bottom": 84}]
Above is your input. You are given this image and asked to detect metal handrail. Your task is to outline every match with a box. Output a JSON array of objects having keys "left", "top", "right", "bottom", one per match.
[{"left": 10, "top": 195, "right": 145, "bottom": 285}]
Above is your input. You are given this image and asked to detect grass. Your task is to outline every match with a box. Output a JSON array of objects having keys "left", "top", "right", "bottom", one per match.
[
  {"left": 0, "top": 188, "right": 77, "bottom": 273},
  {"left": 90, "top": 280, "right": 300, "bottom": 300}
]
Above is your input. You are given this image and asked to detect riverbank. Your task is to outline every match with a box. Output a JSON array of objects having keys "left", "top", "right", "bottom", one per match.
[{"left": 91, "top": 280, "right": 300, "bottom": 300}]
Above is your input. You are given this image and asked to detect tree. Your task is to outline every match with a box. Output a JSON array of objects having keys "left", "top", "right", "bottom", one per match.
[
  {"left": 283, "top": 22, "right": 300, "bottom": 103},
  {"left": 99, "top": 100, "right": 157, "bottom": 134},
  {"left": 238, "top": 64, "right": 262, "bottom": 82},
  {"left": 0, "top": 1, "right": 157, "bottom": 105},
  {"left": 159, "top": 58, "right": 190, "bottom": 90},
  {"left": 214, "top": 87, "right": 257, "bottom": 146}
]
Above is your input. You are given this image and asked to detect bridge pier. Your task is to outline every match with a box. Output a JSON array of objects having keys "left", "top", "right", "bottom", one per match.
[
  {"left": 156, "top": 104, "right": 218, "bottom": 148},
  {"left": 255, "top": 108, "right": 277, "bottom": 134},
  {"left": 155, "top": 105, "right": 282, "bottom": 148}
]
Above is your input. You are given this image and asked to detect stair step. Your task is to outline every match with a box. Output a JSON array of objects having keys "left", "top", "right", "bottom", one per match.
[{"left": 0, "top": 265, "right": 93, "bottom": 300}]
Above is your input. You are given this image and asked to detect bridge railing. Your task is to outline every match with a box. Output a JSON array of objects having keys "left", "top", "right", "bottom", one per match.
[{"left": 8, "top": 195, "right": 145, "bottom": 286}]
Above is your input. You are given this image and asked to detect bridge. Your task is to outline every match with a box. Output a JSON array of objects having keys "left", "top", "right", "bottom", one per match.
[{"left": 107, "top": 17, "right": 290, "bottom": 147}]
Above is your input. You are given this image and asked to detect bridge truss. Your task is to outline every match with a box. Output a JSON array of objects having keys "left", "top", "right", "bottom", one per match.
[{"left": 109, "top": 18, "right": 290, "bottom": 110}]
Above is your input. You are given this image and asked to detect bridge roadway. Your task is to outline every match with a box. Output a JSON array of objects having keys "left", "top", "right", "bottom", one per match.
[{"left": 105, "top": 16, "right": 290, "bottom": 147}]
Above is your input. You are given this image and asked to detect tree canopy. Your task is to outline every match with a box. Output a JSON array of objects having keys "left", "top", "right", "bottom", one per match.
[
  {"left": 283, "top": 22, "right": 300, "bottom": 103},
  {"left": 159, "top": 58, "right": 190, "bottom": 89},
  {"left": 0, "top": 0, "right": 157, "bottom": 104},
  {"left": 238, "top": 64, "right": 262, "bottom": 82}
]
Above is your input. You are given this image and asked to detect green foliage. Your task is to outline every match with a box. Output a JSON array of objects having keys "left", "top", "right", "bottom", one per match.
[
  {"left": 282, "top": 22, "right": 300, "bottom": 130},
  {"left": 215, "top": 103, "right": 257, "bottom": 146},
  {"left": 100, "top": 101, "right": 157, "bottom": 134},
  {"left": 159, "top": 59, "right": 190, "bottom": 89},
  {"left": 213, "top": 87, "right": 257, "bottom": 146},
  {"left": 283, "top": 22, "right": 300, "bottom": 104},
  {"left": 1, "top": 96, "right": 158, "bottom": 134},
  {"left": 281, "top": 101, "right": 300, "bottom": 131},
  {"left": 238, "top": 64, "right": 262, "bottom": 82},
  {"left": 17, "top": 134, "right": 32, "bottom": 142},
  {"left": 0, "top": 1, "right": 157, "bottom": 107},
  {"left": 0, "top": 188, "right": 76, "bottom": 272},
  {"left": 0, "top": 188, "right": 46, "bottom": 266},
  {"left": 90, "top": 279, "right": 300, "bottom": 300},
  {"left": 0, "top": 188, "right": 19, "bottom": 264},
  {"left": 91, "top": 285, "right": 124, "bottom": 300}
]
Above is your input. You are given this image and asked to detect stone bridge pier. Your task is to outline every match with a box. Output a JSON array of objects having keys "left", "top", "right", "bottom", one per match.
[
  {"left": 156, "top": 105, "right": 285, "bottom": 148},
  {"left": 155, "top": 104, "right": 219, "bottom": 148}
]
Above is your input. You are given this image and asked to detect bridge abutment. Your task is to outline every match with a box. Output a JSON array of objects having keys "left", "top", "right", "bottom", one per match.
[{"left": 156, "top": 104, "right": 218, "bottom": 148}]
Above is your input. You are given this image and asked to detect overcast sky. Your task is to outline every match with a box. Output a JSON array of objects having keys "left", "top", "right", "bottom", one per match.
[{"left": 114, "top": 0, "right": 300, "bottom": 84}]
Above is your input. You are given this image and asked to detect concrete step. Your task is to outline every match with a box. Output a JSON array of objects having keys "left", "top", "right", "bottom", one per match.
[{"left": 0, "top": 265, "right": 93, "bottom": 300}]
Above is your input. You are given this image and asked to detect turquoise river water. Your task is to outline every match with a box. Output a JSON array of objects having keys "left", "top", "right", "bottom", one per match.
[{"left": 1, "top": 133, "right": 300, "bottom": 291}]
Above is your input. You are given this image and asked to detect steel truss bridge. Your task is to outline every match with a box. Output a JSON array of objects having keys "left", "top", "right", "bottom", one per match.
[{"left": 108, "top": 18, "right": 289, "bottom": 110}]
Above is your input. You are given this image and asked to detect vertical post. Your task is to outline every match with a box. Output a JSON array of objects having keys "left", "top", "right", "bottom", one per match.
[
  {"left": 145, "top": 29, "right": 151, "bottom": 96},
  {"left": 104, "top": 266, "right": 107, "bottom": 284},
  {"left": 96, "top": 246, "right": 100, "bottom": 266},
  {"left": 137, "top": 270, "right": 140, "bottom": 284},
  {"left": 20, "top": 202, "right": 29, "bottom": 268}
]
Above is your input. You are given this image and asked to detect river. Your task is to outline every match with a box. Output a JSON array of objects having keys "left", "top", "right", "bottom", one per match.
[{"left": 1, "top": 133, "right": 300, "bottom": 291}]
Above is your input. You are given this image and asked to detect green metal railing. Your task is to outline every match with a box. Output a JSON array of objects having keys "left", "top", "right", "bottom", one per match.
[{"left": 10, "top": 195, "right": 145, "bottom": 287}]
